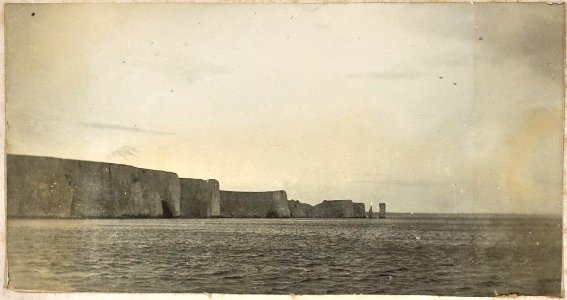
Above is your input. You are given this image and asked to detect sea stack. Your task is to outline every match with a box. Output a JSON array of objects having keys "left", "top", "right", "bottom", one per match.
[{"left": 379, "top": 203, "right": 386, "bottom": 218}]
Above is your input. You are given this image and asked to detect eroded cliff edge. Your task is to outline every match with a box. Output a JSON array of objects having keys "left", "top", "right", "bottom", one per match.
[{"left": 7, "top": 154, "right": 181, "bottom": 218}]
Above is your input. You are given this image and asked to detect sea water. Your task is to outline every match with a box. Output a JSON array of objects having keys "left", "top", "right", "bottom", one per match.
[{"left": 6, "top": 215, "right": 562, "bottom": 296}]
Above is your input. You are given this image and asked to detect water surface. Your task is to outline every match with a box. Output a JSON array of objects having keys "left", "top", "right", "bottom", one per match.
[{"left": 7, "top": 216, "right": 562, "bottom": 295}]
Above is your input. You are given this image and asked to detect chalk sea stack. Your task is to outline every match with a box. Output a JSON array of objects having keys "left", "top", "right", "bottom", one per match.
[
  {"left": 379, "top": 203, "right": 386, "bottom": 218},
  {"left": 368, "top": 205, "right": 374, "bottom": 218}
]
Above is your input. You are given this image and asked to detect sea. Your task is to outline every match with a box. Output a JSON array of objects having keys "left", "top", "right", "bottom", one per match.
[{"left": 6, "top": 215, "right": 562, "bottom": 296}]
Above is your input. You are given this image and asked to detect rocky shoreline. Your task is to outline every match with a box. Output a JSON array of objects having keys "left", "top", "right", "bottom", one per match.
[{"left": 7, "top": 154, "right": 369, "bottom": 219}]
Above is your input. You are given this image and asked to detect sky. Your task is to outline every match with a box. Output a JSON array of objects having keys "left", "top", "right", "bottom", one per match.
[{"left": 6, "top": 3, "right": 564, "bottom": 214}]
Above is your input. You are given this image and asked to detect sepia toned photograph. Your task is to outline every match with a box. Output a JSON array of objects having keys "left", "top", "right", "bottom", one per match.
[{"left": 3, "top": 2, "right": 565, "bottom": 297}]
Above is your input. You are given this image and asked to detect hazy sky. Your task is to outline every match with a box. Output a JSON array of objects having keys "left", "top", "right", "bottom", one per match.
[{"left": 6, "top": 3, "right": 564, "bottom": 214}]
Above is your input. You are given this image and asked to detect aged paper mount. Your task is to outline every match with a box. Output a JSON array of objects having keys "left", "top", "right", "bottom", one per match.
[{"left": 1, "top": 0, "right": 565, "bottom": 299}]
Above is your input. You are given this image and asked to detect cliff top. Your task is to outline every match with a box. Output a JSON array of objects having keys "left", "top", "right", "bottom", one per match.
[
  {"left": 322, "top": 200, "right": 354, "bottom": 203},
  {"left": 180, "top": 177, "right": 218, "bottom": 182},
  {"left": 220, "top": 190, "right": 286, "bottom": 194},
  {"left": 7, "top": 154, "right": 179, "bottom": 176}
]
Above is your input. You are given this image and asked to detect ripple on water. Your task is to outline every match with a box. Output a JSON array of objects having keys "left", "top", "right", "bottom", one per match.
[{"left": 6, "top": 217, "right": 562, "bottom": 296}]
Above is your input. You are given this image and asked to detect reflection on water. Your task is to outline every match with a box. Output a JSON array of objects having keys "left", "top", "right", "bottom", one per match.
[{"left": 7, "top": 216, "right": 562, "bottom": 295}]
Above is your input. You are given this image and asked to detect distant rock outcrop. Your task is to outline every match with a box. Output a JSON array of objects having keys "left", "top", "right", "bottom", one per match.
[
  {"left": 7, "top": 154, "right": 181, "bottom": 218},
  {"left": 220, "top": 190, "right": 291, "bottom": 218},
  {"left": 179, "top": 178, "right": 220, "bottom": 217},
  {"left": 311, "top": 200, "right": 354, "bottom": 218},
  {"left": 310, "top": 200, "right": 360, "bottom": 218},
  {"left": 287, "top": 200, "right": 314, "bottom": 218}
]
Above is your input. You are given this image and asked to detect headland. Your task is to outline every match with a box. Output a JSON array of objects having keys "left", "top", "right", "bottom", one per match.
[{"left": 7, "top": 154, "right": 381, "bottom": 219}]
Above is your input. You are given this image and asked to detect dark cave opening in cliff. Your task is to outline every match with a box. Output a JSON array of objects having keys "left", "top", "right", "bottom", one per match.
[{"left": 161, "top": 201, "right": 174, "bottom": 218}]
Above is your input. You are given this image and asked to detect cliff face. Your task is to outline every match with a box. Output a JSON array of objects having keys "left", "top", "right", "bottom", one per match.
[
  {"left": 8, "top": 155, "right": 368, "bottom": 219},
  {"left": 8, "top": 155, "right": 74, "bottom": 218},
  {"left": 179, "top": 178, "right": 220, "bottom": 217},
  {"left": 220, "top": 190, "right": 291, "bottom": 218},
  {"left": 287, "top": 200, "right": 313, "bottom": 218},
  {"left": 7, "top": 155, "right": 181, "bottom": 218}
]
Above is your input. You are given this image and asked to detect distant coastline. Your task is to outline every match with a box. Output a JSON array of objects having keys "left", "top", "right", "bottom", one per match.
[{"left": 7, "top": 154, "right": 376, "bottom": 219}]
